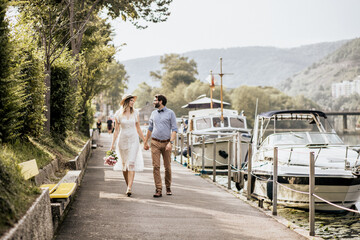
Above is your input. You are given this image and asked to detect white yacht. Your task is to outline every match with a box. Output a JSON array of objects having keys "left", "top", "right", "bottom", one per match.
[
  {"left": 243, "top": 110, "right": 360, "bottom": 211},
  {"left": 188, "top": 108, "right": 251, "bottom": 169}
]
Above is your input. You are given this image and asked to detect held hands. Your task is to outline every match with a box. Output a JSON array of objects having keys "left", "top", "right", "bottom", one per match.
[{"left": 144, "top": 142, "right": 150, "bottom": 150}]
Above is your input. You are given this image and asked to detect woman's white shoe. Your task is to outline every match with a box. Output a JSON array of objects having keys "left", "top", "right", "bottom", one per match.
[{"left": 126, "top": 188, "right": 132, "bottom": 197}]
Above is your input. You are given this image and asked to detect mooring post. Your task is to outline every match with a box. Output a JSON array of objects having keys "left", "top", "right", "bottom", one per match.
[
  {"left": 228, "top": 140, "right": 232, "bottom": 189},
  {"left": 187, "top": 132, "right": 190, "bottom": 168},
  {"left": 247, "top": 144, "right": 252, "bottom": 200},
  {"left": 309, "top": 152, "right": 315, "bottom": 236},
  {"left": 237, "top": 132, "right": 242, "bottom": 168},
  {"left": 213, "top": 138, "right": 216, "bottom": 182},
  {"left": 201, "top": 135, "right": 205, "bottom": 174},
  {"left": 343, "top": 114, "right": 348, "bottom": 131},
  {"left": 190, "top": 133, "right": 194, "bottom": 171},
  {"left": 272, "top": 147, "right": 278, "bottom": 216},
  {"left": 174, "top": 133, "right": 178, "bottom": 161},
  {"left": 180, "top": 134, "right": 184, "bottom": 165}
]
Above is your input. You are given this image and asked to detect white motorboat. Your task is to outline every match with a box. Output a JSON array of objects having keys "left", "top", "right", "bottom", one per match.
[
  {"left": 243, "top": 110, "right": 360, "bottom": 211},
  {"left": 187, "top": 108, "right": 251, "bottom": 169}
]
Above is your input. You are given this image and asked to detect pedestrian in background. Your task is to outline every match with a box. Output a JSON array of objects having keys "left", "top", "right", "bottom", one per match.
[
  {"left": 107, "top": 117, "right": 113, "bottom": 134},
  {"left": 96, "top": 119, "right": 102, "bottom": 135}
]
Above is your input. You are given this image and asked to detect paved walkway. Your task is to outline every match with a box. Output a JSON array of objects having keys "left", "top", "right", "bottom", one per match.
[{"left": 55, "top": 134, "right": 307, "bottom": 240}]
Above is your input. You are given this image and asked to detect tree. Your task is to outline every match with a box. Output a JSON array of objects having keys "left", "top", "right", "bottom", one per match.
[
  {"left": 15, "top": 0, "right": 173, "bottom": 132},
  {"left": 166, "top": 83, "right": 188, "bottom": 116},
  {"left": 151, "top": 54, "right": 198, "bottom": 92},
  {"left": 230, "top": 86, "right": 318, "bottom": 127},
  {"left": 77, "top": 16, "right": 116, "bottom": 135},
  {"left": 13, "top": 21, "right": 46, "bottom": 138},
  {"left": 50, "top": 50, "right": 78, "bottom": 140},
  {"left": 133, "top": 82, "right": 153, "bottom": 109},
  {"left": 103, "top": 61, "right": 129, "bottom": 112},
  {"left": 0, "top": 1, "right": 26, "bottom": 142},
  {"left": 184, "top": 80, "right": 229, "bottom": 103}
]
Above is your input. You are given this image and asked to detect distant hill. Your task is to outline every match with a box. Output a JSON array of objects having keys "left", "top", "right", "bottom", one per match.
[
  {"left": 121, "top": 40, "right": 348, "bottom": 93},
  {"left": 278, "top": 38, "right": 360, "bottom": 108}
]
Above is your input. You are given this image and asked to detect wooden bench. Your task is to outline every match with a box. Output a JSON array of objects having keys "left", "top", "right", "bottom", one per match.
[{"left": 18, "top": 159, "right": 77, "bottom": 199}]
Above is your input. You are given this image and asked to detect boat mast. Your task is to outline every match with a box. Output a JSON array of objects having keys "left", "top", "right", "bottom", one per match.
[
  {"left": 210, "top": 70, "right": 214, "bottom": 109},
  {"left": 220, "top": 58, "right": 224, "bottom": 121}
]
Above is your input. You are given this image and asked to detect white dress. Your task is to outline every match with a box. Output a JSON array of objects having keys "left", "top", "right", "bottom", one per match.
[{"left": 113, "top": 109, "right": 144, "bottom": 172}]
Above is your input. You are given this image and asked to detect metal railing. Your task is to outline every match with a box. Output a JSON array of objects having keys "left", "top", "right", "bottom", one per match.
[{"left": 173, "top": 131, "right": 249, "bottom": 189}]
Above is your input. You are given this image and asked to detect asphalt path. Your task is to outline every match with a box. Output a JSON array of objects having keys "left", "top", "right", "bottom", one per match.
[{"left": 55, "top": 133, "right": 307, "bottom": 240}]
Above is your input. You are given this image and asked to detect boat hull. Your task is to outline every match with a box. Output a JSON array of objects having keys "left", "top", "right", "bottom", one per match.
[
  {"left": 191, "top": 137, "right": 249, "bottom": 169},
  {"left": 246, "top": 173, "right": 360, "bottom": 211}
]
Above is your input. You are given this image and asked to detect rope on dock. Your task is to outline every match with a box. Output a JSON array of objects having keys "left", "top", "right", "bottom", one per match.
[{"left": 313, "top": 194, "right": 360, "bottom": 213}]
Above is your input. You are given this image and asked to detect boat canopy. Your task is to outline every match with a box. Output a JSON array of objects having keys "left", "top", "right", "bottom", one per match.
[{"left": 258, "top": 110, "right": 327, "bottom": 119}]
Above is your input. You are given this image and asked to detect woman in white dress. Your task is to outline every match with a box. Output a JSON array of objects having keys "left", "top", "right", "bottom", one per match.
[{"left": 111, "top": 94, "right": 145, "bottom": 196}]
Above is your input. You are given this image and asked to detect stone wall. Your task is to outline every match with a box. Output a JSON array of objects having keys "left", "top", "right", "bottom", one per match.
[
  {"left": 1, "top": 189, "right": 53, "bottom": 240},
  {"left": 35, "top": 159, "right": 59, "bottom": 186}
]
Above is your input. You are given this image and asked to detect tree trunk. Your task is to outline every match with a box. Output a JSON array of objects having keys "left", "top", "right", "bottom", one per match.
[
  {"left": 69, "top": 0, "right": 76, "bottom": 55},
  {"left": 44, "top": 68, "right": 51, "bottom": 133}
]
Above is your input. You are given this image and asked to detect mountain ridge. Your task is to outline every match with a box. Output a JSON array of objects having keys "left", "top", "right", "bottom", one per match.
[
  {"left": 278, "top": 38, "right": 360, "bottom": 109},
  {"left": 121, "top": 40, "right": 348, "bottom": 93}
]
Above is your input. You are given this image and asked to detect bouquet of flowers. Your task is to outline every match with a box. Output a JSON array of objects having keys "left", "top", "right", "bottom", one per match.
[{"left": 104, "top": 150, "right": 118, "bottom": 166}]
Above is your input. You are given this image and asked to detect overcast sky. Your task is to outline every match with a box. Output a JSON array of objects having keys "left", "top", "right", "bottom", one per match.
[{"left": 110, "top": 0, "right": 360, "bottom": 61}]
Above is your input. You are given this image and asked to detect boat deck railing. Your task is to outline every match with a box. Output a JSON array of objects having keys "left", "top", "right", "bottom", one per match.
[{"left": 173, "top": 131, "right": 249, "bottom": 187}]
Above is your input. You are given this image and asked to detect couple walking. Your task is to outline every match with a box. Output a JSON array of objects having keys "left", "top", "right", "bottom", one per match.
[{"left": 110, "top": 94, "right": 178, "bottom": 197}]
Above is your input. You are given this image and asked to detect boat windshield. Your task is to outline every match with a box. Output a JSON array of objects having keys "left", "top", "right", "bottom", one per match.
[
  {"left": 230, "top": 117, "right": 245, "bottom": 128},
  {"left": 213, "top": 117, "right": 229, "bottom": 127},
  {"left": 196, "top": 117, "right": 212, "bottom": 130},
  {"left": 195, "top": 116, "right": 245, "bottom": 130},
  {"left": 265, "top": 132, "right": 344, "bottom": 146}
]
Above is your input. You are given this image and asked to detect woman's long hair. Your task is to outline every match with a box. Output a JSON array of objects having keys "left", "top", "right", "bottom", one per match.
[{"left": 122, "top": 97, "right": 134, "bottom": 115}]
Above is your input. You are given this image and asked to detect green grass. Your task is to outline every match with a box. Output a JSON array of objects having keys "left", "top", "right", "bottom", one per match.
[
  {"left": 0, "top": 154, "right": 40, "bottom": 236},
  {"left": 0, "top": 131, "right": 88, "bottom": 236}
]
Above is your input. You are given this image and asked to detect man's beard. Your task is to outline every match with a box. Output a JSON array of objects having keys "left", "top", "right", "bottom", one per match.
[{"left": 154, "top": 103, "right": 160, "bottom": 108}]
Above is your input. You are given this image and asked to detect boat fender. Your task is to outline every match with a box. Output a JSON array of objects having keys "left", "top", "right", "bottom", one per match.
[
  {"left": 352, "top": 166, "right": 360, "bottom": 176},
  {"left": 235, "top": 172, "right": 245, "bottom": 190},
  {"left": 219, "top": 150, "right": 228, "bottom": 159},
  {"left": 182, "top": 147, "right": 191, "bottom": 157},
  {"left": 243, "top": 151, "right": 248, "bottom": 163}
]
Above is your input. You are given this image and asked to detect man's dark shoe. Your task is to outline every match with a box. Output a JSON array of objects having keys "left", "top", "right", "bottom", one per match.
[
  {"left": 166, "top": 188, "right": 172, "bottom": 196},
  {"left": 153, "top": 190, "right": 162, "bottom": 198}
]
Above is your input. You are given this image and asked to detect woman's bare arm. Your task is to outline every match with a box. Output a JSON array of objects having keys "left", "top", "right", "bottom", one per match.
[
  {"left": 111, "top": 119, "right": 120, "bottom": 150},
  {"left": 135, "top": 121, "right": 145, "bottom": 142}
]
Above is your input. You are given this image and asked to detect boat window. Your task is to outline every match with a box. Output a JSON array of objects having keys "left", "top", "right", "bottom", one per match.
[
  {"left": 309, "top": 133, "right": 343, "bottom": 144},
  {"left": 266, "top": 132, "right": 343, "bottom": 146},
  {"left": 196, "top": 118, "right": 211, "bottom": 130},
  {"left": 213, "top": 117, "right": 228, "bottom": 127},
  {"left": 230, "top": 117, "right": 244, "bottom": 128},
  {"left": 270, "top": 133, "right": 307, "bottom": 145}
]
